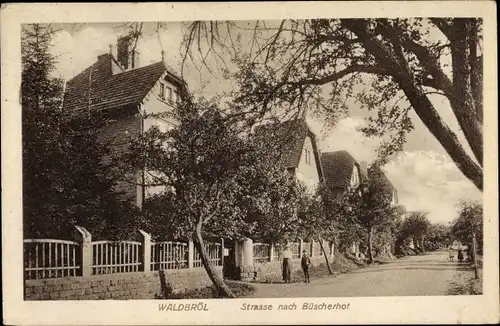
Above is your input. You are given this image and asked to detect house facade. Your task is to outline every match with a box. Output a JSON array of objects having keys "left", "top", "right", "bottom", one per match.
[
  {"left": 320, "top": 150, "right": 367, "bottom": 200},
  {"left": 320, "top": 150, "right": 368, "bottom": 257},
  {"left": 253, "top": 119, "right": 324, "bottom": 193},
  {"left": 63, "top": 36, "right": 187, "bottom": 208}
]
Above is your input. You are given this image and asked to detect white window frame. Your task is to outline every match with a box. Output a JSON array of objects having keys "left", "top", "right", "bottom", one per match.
[
  {"left": 159, "top": 82, "right": 166, "bottom": 100},
  {"left": 166, "top": 86, "right": 173, "bottom": 104}
]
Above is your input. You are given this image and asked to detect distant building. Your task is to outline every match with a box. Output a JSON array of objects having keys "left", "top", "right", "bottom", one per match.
[
  {"left": 63, "top": 36, "right": 188, "bottom": 207},
  {"left": 320, "top": 151, "right": 400, "bottom": 257},
  {"left": 369, "top": 165, "right": 399, "bottom": 207},
  {"left": 320, "top": 150, "right": 368, "bottom": 201},
  {"left": 320, "top": 150, "right": 368, "bottom": 257}
]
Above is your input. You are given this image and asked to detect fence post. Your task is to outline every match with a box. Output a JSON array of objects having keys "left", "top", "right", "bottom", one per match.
[
  {"left": 138, "top": 230, "right": 151, "bottom": 273},
  {"left": 242, "top": 238, "right": 253, "bottom": 266},
  {"left": 299, "top": 238, "right": 304, "bottom": 258},
  {"left": 74, "top": 226, "right": 92, "bottom": 277},
  {"left": 188, "top": 240, "right": 194, "bottom": 269},
  {"left": 269, "top": 242, "right": 274, "bottom": 262}
]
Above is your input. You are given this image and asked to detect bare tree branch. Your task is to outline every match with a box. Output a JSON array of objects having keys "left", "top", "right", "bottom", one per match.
[{"left": 288, "top": 65, "right": 390, "bottom": 87}]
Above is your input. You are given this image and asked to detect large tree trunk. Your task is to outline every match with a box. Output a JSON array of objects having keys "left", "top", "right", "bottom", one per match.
[
  {"left": 449, "top": 19, "right": 483, "bottom": 166},
  {"left": 317, "top": 237, "right": 334, "bottom": 275},
  {"left": 368, "top": 227, "right": 374, "bottom": 264},
  {"left": 193, "top": 226, "right": 235, "bottom": 298},
  {"left": 397, "top": 75, "right": 483, "bottom": 191},
  {"left": 343, "top": 19, "right": 483, "bottom": 192},
  {"left": 468, "top": 19, "right": 483, "bottom": 124}
]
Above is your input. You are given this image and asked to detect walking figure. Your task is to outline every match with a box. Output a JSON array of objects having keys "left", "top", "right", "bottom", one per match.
[
  {"left": 281, "top": 245, "right": 292, "bottom": 283},
  {"left": 301, "top": 249, "right": 312, "bottom": 283},
  {"left": 448, "top": 247, "right": 454, "bottom": 262}
]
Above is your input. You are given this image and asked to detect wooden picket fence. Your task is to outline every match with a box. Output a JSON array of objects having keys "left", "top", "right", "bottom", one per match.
[{"left": 24, "top": 227, "right": 223, "bottom": 280}]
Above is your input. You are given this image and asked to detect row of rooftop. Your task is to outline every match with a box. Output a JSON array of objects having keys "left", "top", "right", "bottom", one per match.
[{"left": 62, "top": 36, "right": 398, "bottom": 206}]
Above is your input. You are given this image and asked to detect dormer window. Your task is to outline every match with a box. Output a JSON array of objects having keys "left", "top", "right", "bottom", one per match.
[{"left": 158, "top": 81, "right": 178, "bottom": 105}]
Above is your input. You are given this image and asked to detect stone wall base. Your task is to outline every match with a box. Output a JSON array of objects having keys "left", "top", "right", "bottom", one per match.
[
  {"left": 239, "top": 256, "right": 328, "bottom": 282},
  {"left": 25, "top": 267, "right": 222, "bottom": 300}
]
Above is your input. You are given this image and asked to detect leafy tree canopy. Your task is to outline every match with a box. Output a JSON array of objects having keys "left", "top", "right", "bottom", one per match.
[
  {"left": 22, "top": 24, "right": 143, "bottom": 240},
  {"left": 170, "top": 18, "right": 484, "bottom": 191}
]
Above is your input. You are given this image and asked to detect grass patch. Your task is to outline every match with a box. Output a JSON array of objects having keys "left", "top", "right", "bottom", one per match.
[
  {"left": 157, "top": 281, "right": 256, "bottom": 299},
  {"left": 447, "top": 271, "right": 483, "bottom": 295}
]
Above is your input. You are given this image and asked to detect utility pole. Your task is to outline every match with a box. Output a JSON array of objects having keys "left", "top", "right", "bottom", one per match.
[{"left": 472, "top": 232, "right": 479, "bottom": 280}]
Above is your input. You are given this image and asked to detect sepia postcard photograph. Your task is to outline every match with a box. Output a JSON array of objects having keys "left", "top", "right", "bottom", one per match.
[{"left": 1, "top": 1, "right": 498, "bottom": 325}]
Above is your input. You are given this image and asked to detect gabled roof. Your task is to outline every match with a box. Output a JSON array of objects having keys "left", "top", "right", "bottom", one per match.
[
  {"left": 321, "top": 150, "right": 399, "bottom": 204},
  {"left": 253, "top": 119, "right": 324, "bottom": 180},
  {"left": 63, "top": 53, "right": 181, "bottom": 116},
  {"left": 320, "top": 150, "right": 366, "bottom": 190}
]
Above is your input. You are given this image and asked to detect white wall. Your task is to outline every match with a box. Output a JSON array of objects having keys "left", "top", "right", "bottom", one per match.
[
  {"left": 141, "top": 76, "right": 179, "bottom": 198},
  {"left": 350, "top": 165, "right": 361, "bottom": 188},
  {"left": 295, "top": 135, "right": 320, "bottom": 193}
]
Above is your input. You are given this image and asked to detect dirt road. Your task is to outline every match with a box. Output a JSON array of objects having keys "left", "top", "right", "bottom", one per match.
[{"left": 245, "top": 250, "right": 477, "bottom": 297}]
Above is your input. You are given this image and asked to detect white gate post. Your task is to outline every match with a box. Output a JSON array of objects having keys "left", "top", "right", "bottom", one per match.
[
  {"left": 220, "top": 238, "right": 224, "bottom": 267},
  {"left": 138, "top": 230, "right": 151, "bottom": 273},
  {"left": 75, "top": 226, "right": 92, "bottom": 277},
  {"left": 188, "top": 240, "right": 194, "bottom": 269},
  {"left": 242, "top": 238, "right": 253, "bottom": 266}
]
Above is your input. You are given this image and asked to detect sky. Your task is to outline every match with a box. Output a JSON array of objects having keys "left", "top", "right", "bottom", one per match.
[{"left": 47, "top": 21, "right": 482, "bottom": 224}]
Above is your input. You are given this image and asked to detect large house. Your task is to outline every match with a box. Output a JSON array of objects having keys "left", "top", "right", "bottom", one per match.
[
  {"left": 63, "top": 36, "right": 187, "bottom": 208},
  {"left": 253, "top": 119, "right": 324, "bottom": 193}
]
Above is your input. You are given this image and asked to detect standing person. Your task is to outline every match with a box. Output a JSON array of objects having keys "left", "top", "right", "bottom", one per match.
[
  {"left": 281, "top": 245, "right": 292, "bottom": 283},
  {"left": 448, "top": 246, "right": 454, "bottom": 262},
  {"left": 301, "top": 249, "right": 312, "bottom": 283},
  {"left": 458, "top": 246, "right": 464, "bottom": 263}
]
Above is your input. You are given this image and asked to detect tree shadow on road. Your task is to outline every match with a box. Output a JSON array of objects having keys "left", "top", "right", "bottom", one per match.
[{"left": 351, "top": 265, "right": 474, "bottom": 273}]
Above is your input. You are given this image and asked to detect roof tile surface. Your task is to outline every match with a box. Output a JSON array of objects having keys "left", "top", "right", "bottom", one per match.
[{"left": 63, "top": 54, "right": 167, "bottom": 115}]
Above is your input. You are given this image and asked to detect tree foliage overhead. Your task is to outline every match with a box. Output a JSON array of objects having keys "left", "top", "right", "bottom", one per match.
[
  {"left": 22, "top": 24, "right": 143, "bottom": 240},
  {"left": 176, "top": 18, "right": 483, "bottom": 191}
]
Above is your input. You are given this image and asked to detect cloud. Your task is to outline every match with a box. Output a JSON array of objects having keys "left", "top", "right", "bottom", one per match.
[
  {"left": 51, "top": 27, "right": 117, "bottom": 80},
  {"left": 383, "top": 151, "right": 482, "bottom": 223},
  {"left": 308, "top": 115, "right": 482, "bottom": 224},
  {"left": 309, "top": 116, "right": 381, "bottom": 163}
]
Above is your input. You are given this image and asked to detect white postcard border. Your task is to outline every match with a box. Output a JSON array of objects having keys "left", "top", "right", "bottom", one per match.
[{"left": 1, "top": 2, "right": 498, "bottom": 325}]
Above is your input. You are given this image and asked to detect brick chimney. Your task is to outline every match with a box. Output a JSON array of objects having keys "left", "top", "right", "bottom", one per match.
[{"left": 116, "top": 35, "right": 139, "bottom": 70}]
